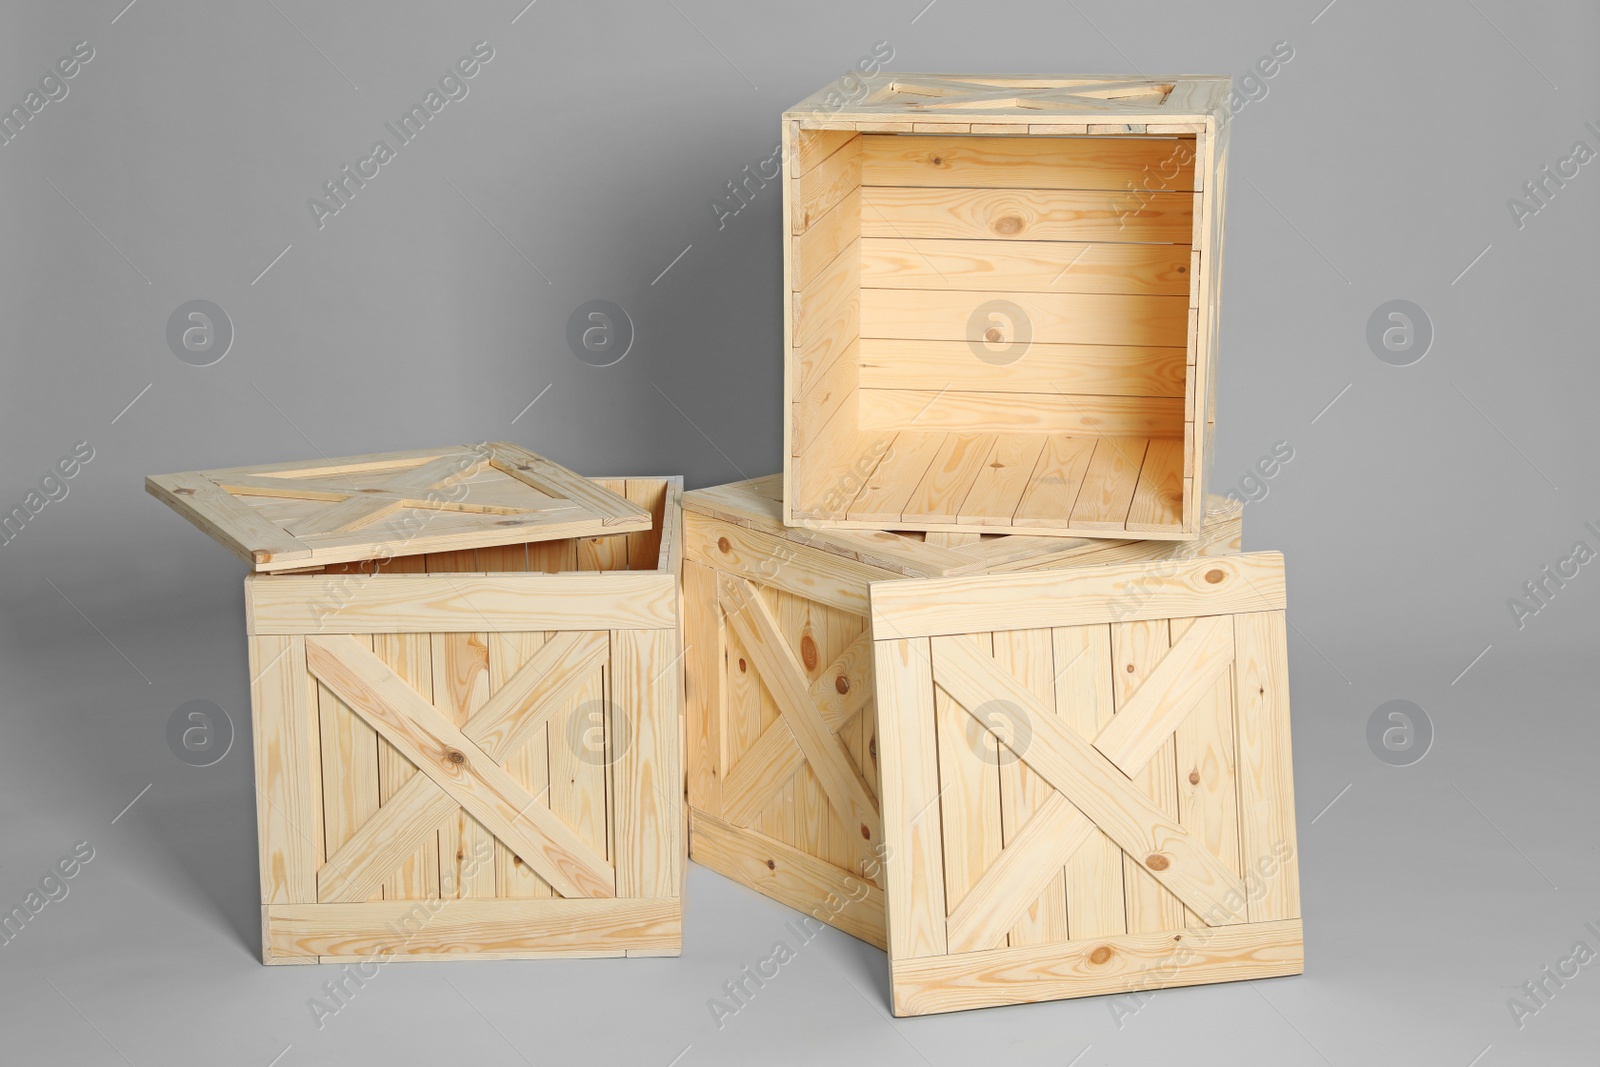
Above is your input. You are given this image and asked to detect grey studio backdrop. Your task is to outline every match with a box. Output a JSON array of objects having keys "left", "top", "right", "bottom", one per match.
[{"left": 1, "top": 1, "right": 1595, "bottom": 1064}]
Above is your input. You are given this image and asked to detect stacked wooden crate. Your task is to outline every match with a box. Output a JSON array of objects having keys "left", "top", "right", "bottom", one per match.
[{"left": 683, "top": 73, "right": 1302, "bottom": 1015}]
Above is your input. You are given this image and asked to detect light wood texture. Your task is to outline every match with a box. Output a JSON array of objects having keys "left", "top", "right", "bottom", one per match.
[
  {"left": 250, "top": 635, "right": 321, "bottom": 904},
  {"left": 871, "top": 552, "right": 1286, "bottom": 639},
  {"left": 149, "top": 444, "right": 648, "bottom": 571},
  {"left": 783, "top": 75, "right": 1229, "bottom": 540},
  {"left": 868, "top": 548, "right": 1301, "bottom": 1014},
  {"left": 892, "top": 918, "right": 1303, "bottom": 1016},
  {"left": 247, "top": 573, "right": 677, "bottom": 634},
  {"left": 679, "top": 476, "right": 1250, "bottom": 948},
  {"left": 265, "top": 898, "right": 680, "bottom": 960}
]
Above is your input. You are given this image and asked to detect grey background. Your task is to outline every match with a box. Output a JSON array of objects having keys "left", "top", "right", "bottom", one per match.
[{"left": 1, "top": 0, "right": 1596, "bottom": 1063}]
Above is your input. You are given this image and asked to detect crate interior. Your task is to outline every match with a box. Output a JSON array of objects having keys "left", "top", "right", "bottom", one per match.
[
  {"left": 264, "top": 476, "right": 673, "bottom": 576},
  {"left": 791, "top": 130, "right": 1199, "bottom": 535}
]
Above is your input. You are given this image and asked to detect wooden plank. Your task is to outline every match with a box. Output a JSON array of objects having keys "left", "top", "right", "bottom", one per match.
[
  {"left": 793, "top": 128, "right": 857, "bottom": 175},
  {"left": 956, "top": 436, "right": 1047, "bottom": 527},
  {"left": 371, "top": 629, "right": 439, "bottom": 901},
  {"left": 1009, "top": 435, "right": 1097, "bottom": 529},
  {"left": 489, "top": 631, "right": 554, "bottom": 900},
  {"left": 683, "top": 561, "right": 724, "bottom": 817},
  {"left": 891, "top": 918, "right": 1304, "bottom": 1016},
  {"left": 318, "top": 634, "right": 381, "bottom": 901},
  {"left": 1234, "top": 611, "right": 1300, "bottom": 923},
  {"left": 794, "top": 240, "right": 860, "bottom": 348},
  {"left": 682, "top": 513, "right": 880, "bottom": 616},
  {"left": 484, "top": 443, "right": 649, "bottom": 529},
  {"left": 860, "top": 188, "right": 1193, "bottom": 244},
  {"left": 792, "top": 339, "right": 859, "bottom": 456},
  {"left": 860, "top": 134, "right": 1195, "bottom": 190},
  {"left": 873, "top": 637, "right": 946, "bottom": 959},
  {"left": 793, "top": 189, "right": 862, "bottom": 291},
  {"left": 860, "top": 240, "right": 1191, "bottom": 295},
  {"left": 860, "top": 289, "right": 1189, "bottom": 347},
  {"left": 718, "top": 576, "right": 882, "bottom": 877},
  {"left": 464, "top": 630, "right": 608, "bottom": 760},
  {"left": 722, "top": 718, "right": 804, "bottom": 827},
  {"left": 1093, "top": 615, "right": 1235, "bottom": 776},
  {"left": 147, "top": 471, "right": 313, "bottom": 568},
  {"left": 1054, "top": 624, "right": 1125, "bottom": 939},
  {"left": 994, "top": 627, "right": 1069, "bottom": 946},
  {"left": 285, "top": 453, "right": 491, "bottom": 537},
  {"left": 612, "top": 627, "right": 681, "bottom": 898},
  {"left": 1112, "top": 620, "right": 1186, "bottom": 933},
  {"left": 813, "top": 632, "right": 875, "bottom": 732},
  {"left": 1069, "top": 437, "right": 1148, "bottom": 531},
  {"left": 690, "top": 810, "right": 885, "bottom": 949},
  {"left": 303, "top": 635, "right": 615, "bottom": 899},
  {"left": 623, "top": 479, "right": 667, "bottom": 572},
  {"left": 858, "top": 339, "right": 1187, "bottom": 396},
  {"left": 546, "top": 637, "right": 611, "bottom": 895},
  {"left": 318, "top": 775, "right": 457, "bottom": 903},
  {"left": 845, "top": 434, "right": 945, "bottom": 525},
  {"left": 872, "top": 553, "right": 1286, "bottom": 639},
  {"left": 930, "top": 637, "right": 1248, "bottom": 925},
  {"left": 248, "top": 573, "right": 677, "bottom": 634},
  {"left": 249, "top": 635, "right": 320, "bottom": 905},
  {"left": 265, "top": 898, "right": 680, "bottom": 959},
  {"left": 1171, "top": 615, "right": 1241, "bottom": 927},
  {"left": 934, "top": 634, "right": 1003, "bottom": 945},
  {"left": 793, "top": 133, "right": 861, "bottom": 234},
  {"left": 780, "top": 589, "right": 837, "bottom": 870},
  {"left": 1126, "top": 437, "right": 1186, "bottom": 533},
  {"left": 901, "top": 434, "right": 993, "bottom": 526},
  {"left": 860, "top": 392, "right": 1183, "bottom": 437}
]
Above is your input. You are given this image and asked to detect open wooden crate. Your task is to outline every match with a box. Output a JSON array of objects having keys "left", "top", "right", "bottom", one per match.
[
  {"left": 783, "top": 74, "right": 1231, "bottom": 539},
  {"left": 149, "top": 444, "right": 685, "bottom": 962},
  {"left": 683, "top": 476, "right": 1243, "bottom": 949}
]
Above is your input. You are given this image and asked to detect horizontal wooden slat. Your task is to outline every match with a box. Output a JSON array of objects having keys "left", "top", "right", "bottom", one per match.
[
  {"left": 858, "top": 339, "right": 1186, "bottom": 396},
  {"left": 858, "top": 390, "right": 1184, "bottom": 436},
  {"left": 870, "top": 552, "right": 1287, "bottom": 638},
  {"left": 860, "top": 239, "right": 1190, "bottom": 295},
  {"left": 861, "top": 187, "right": 1193, "bottom": 244},
  {"left": 861, "top": 289, "right": 1188, "bottom": 347},
  {"left": 247, "top": 573, "right": 677, "bottom": 634},
  {"left": 892, "top": 918, "right": 1303, "bottom": 1016},
  {"left": 792, "top": 189, "right": 861, "bottom": 292},
  {"left": 690, "top": 810, "right": 886, "bottom": 949},
  {"left": 861, "top": 134, "right": 1196, "bottom": 191},
  {"left": 793, "top": 133, "right": 861, "bottom": 234},
  {"left": 265, "top": 898, "right": 680, "bottom": 959},
  {"left": 682, "top": 513, "right": 883, "bottom": 614},
  {"left": 146, "top": 472, "right": 314, "bottom": 567}
]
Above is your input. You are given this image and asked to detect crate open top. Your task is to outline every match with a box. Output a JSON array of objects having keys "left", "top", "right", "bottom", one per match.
[
  {"left": 782, "top": 74, "right": 1231, "bottom": 540},
  {"left": 146, "top": 442, "right": 652, "bottom": 571}
]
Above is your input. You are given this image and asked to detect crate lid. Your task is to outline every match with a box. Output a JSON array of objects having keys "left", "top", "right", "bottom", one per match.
[
  {"left": 684, "top": 474, "right": 1241, "bottom": 580},
  {"left": 146, "top": 443, "right": 651, "bottom": 572}
]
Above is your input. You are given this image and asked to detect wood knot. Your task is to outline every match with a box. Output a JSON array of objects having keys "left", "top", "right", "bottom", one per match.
[
  {"left": 1125, "top": 663, "right": 1136, "bottom": 673},
  {"left": 929, "top": 155, "right": 944, "bottom": 166},
  {"left": 513, "top": 855, "right": 524, "bottom": 867},
  {"left": 1204, "top": 568, "right": 1226, "bottom": 584},
  {"left": 359, "top": 488, "right": 385, "bottom": 494},
  {"left": 860, "top": 824, "right": 871, "bottom": 840},
  {"left": 800, "top": 635, "right": 819, "bottom": 671},
  {"left": 992, "top": 215, "right": 1023, "bottom": 235},
  {"left": 1177, "top": 264, "right": 1187, "bottom": 273},
  {"left": 1188, "top": 770, "right": 1201, "bottom": 785},
  {"left": 445, "top": 749, "right": 466, "bottom": 765},
  {"left": 717, "top": 536, "right": 731, "bottom": 553},
  {"left": 835, "top": 675, "right": 850, "bottom": 695},
  {"left": 766, "top": 859, "right": 776, "bottom": 870},
  {"left": 738, "top": 657, "right": 747, "bottom": 673},
  {"left": 869, "top": 737, "right": 877, "bottom": 759},
  {"left": 984, "top": 326, "right": 1004, "bottom": 343},
  {"left": 172, "top": 487, "right": 196, "bottom": 496},
  {"left": 1088, "top": 945, "right": 1113, "bottom": 966},
  {"left": 1145, "top": 853, "right": 1170, "bottom": 872}
]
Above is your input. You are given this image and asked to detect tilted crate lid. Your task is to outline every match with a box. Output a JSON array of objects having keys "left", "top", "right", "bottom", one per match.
[
  {"left": 684, "top": 474, "right": 1241, "bottom": 580},
  {"left": 146, "top": 442, "right": 650, "bottom": 572}
]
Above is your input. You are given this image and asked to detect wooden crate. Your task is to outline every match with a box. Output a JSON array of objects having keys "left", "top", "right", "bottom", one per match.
[
  {"left": 872, "top": 552, "right": 1301, "bottom": 1015},
  {"left": 782, "top": 74, "right": 1231, "bottom": 539},
  {"left": 683, "top": 475, "right": 1242, "bottom": 949},
  {"left": 148, "top": 445, "right": 684, "bottom": 962}
]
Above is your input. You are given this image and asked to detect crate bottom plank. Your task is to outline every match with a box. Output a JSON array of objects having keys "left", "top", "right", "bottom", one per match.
[
  {"left": 890, "top": 917, "right": 1302, "bottom": 1016},
  {"left": 263, "top": 898, "right": 681, "bottom": 961},
  {"left": 690, "top": 810, "right": 886, "bottom": 950}
]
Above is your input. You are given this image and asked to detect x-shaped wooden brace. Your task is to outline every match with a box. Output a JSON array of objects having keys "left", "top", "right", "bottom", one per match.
[
  {"left": 717, "top": 574, "right": 882, "bottom": 879},
  {"left": 933, "top": 615, "right": 1243, "bottom": 951},
  {"left": 307, "top": 631, "right": 613, "bottom": 901}
]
